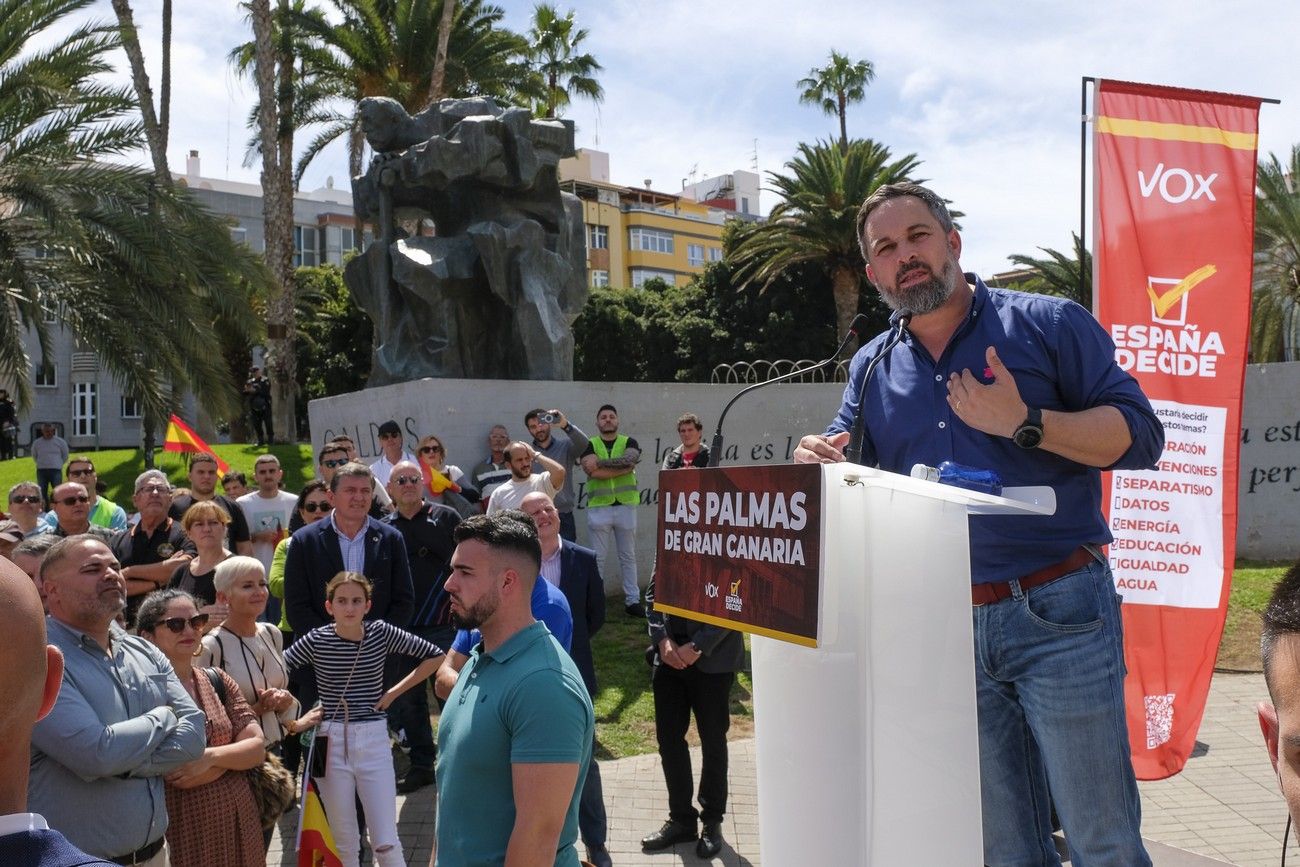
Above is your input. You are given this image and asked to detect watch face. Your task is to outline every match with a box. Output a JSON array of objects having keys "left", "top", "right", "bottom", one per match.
[{"left": 1014, "top": 425, "right": 1044, "bottom": 449}]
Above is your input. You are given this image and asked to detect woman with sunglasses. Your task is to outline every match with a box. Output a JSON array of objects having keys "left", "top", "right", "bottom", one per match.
[
  {"left": 285, "top": 572, "right": 445, "bottom": 867},
  {"left": 170, "top": 500, "right": 235, "bottom": 621},
  {"left": 137, "top": 589, "right": 266, "bottom": 867},
  {"left": 417, "top": 434, "right": 478, "bottom": 517}
]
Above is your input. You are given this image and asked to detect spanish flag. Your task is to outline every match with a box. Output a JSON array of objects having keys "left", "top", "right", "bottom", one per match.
[
  {"left": 298, "top": 778, "right": 343, "bottom": 867},
  {"left": 163, "top": 415, "right": 229, "bottom": 473}
]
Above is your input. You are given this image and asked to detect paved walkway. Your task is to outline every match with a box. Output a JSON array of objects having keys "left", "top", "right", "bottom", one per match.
[{"left": 268, "top": 672, "right": 1288, "bottom": 866}]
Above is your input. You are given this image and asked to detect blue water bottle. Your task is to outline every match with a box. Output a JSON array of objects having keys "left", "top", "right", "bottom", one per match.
[{"left": 910, "top": 461, "right": 1003, "bottom": 496}]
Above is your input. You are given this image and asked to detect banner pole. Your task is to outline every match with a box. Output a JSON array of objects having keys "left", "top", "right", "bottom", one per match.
[{"left": 1081, "top": 76, "right": 1095, "bottom": 308}]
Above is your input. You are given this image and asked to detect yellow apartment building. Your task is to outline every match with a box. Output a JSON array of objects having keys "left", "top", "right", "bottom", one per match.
[{"left": 558, "top": 149, "right": 759, "bottom": 289}]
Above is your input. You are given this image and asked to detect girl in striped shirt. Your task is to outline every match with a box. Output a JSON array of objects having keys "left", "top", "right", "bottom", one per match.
[{"left": 285, "top": 571, "right": 444, "bottom": 867}]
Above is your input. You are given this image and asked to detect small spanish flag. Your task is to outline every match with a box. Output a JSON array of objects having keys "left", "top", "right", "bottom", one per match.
[
  {"left": 163, "top": 415, "right": 230, "bottom": 473},
  {"left": 421, "top": 458, "right": 462, "bottom": 498},
  {"left": 298, "top": 778, "right": 343, "bottom": 867}
]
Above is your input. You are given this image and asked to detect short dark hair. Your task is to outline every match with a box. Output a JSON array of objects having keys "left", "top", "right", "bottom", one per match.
[
  {"left": 318, "top": 442, "right": 348, "bottom": 463},
  {"left": 597, "top": 404, "right": 617, "bottom": 416},
  {"left": 676, "top": 412, "right": 703, "bottom": 431},
  {"left": 855, "top": 181, "right": 955, "bottom": 260},
  {"left": 65, "top": 455, "right": 94, "bottom": 474},
  {"left": 1262, "top": 560, "right": 1300, "bottom": 697},
  {"left": 222, "top": 470, "right": 247, "bottom": 486},
  {"left": 524, "top": 408, "right": 546, "bottom": 425},
  {"left": 453, "top": 511, "right": 541, "bottom": 576},
  {"left": 329, "top": 462, "right": 374, "bottom": 493}
]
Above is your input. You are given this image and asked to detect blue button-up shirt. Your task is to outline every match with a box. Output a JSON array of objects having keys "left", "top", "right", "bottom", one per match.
[
  {"left": 331, "top": 512, "right": 368, "bottom": 573},
  {"left": 29, "top": 618, "right": 206, "bottom": 859},
  {"left": 828, "top": 276, "right": 1164, "bottom": 584}
]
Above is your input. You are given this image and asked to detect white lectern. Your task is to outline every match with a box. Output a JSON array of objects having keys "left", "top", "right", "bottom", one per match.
[{"left": 751, "top": 463, "right": 1053, "bottom": 865}]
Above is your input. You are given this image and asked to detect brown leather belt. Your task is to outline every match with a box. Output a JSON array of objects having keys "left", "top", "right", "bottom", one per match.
[
  {"left": 111, "top": 836, "right": 165, "bottom": 865},
  {"left": 972, "top": 546, "right": 1095, "bottom": 606}
]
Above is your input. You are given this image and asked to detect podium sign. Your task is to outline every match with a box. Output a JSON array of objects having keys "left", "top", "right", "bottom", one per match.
[{"left": 654, "top": 463, "right": 823, "bottom": 647}]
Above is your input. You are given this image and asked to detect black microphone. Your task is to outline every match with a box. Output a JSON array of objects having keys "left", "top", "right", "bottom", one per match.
[
  {"left": 710, "top": 314, "right": 871, "bottom": 468},
  {"left": 844, "top": 310, "right": 912, "bottom": 465}
]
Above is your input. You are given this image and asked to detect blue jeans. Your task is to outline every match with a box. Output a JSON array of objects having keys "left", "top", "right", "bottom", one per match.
[
  {"left": 973, "top": 559, "right": 1150, "bottom": 866},
  {"left": 36, "top": 467, "right": 61, "bottom": 507}
]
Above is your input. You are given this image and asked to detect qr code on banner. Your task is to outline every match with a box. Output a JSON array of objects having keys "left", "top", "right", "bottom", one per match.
[{"left": 1144, "top": 693, "right": 1176, "bottom": 749}]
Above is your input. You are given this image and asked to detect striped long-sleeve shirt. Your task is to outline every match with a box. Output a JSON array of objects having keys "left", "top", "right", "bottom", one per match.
[{"left": 285, "top": 620, "right": 443, "bottom": 723}]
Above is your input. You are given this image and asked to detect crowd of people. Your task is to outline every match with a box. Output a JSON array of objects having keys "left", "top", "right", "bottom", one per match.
[{"left": 0, "top": 402, "right": 741, "bottom": 867}]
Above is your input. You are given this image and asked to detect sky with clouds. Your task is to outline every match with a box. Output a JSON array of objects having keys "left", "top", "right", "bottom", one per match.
[{"left": 74, "top": 0, "right": 1300, "bottom": 277}]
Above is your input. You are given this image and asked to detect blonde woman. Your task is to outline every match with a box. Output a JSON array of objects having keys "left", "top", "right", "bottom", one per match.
[
  {"left": 417, "top": 434, "right": 477, "bottom": 516},
  {"left": 199, "top": 556, "right": 317, "bottom": 751}
]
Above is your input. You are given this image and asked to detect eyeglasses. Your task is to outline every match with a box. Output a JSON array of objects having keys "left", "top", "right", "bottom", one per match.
[
  {"left": 420, "top": 446, "right": 443, "bottom": 454},
  {"left": 68, "top": 467, "right": 95, "bottom": 477},
  {"left": 9, "top": 495, "right": 40, "bottom": 504},
  {"left": 57, "top": 495, "right": 90, "bottom": 506},
  {"left": 392, "top": 475, "right": 422, "bottom": 486},
  {"left": 303, "top": 501, "right": 333, "bottom": 513},
  {"left": 153, "top": 613, "right": 210, "bottom": 634},
  {"left": 321, "top": 458, "right": 348, "bottom": 469},
  {"left": 136, "top": 484, "right": 169, "bottom": 495}
]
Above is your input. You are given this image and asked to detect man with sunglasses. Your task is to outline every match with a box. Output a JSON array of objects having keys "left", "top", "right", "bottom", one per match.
[
  {"left": 7, "top": 482, "right": 51, "bottom": 539},
  {"left": 30, "top": 535, "right": 205, "bottom": 863},
  {"left": 383, "top": 460, "right": 461, "bottom": 793},
  {"left": 370, "top": 419, "right": 416, "bottom": 487},
  {"left": 112, "top": 470, "right": 197, "bottom": 626},
  {"left": 46, "top": 482, "right": 114, "bottom": 542},
  {"left": 39, "top": 457, "right": 126, "bottom": 534},
  {"left": 291, "top": 441, "right": 391, "bottom": 533}
]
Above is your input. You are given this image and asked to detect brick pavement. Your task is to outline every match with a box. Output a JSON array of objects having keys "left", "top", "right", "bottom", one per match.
[{"left": 266, "top": 672, "right": 1288, "bottom": 866}]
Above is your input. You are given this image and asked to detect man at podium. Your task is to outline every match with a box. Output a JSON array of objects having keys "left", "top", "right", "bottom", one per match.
[{"left": 795, "top": 182, "right": 1164, "bottom": 865}]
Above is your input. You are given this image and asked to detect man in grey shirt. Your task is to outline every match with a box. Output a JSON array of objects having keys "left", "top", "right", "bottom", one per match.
[
  {"left": 525, "top": 408, "right": 590, "bottom": 542},
  {"left": 29, "top": 535, "right": 206, "bottom": 864},
  {"left": 31, "top": 424, "right": 68, "bottom": 509}
]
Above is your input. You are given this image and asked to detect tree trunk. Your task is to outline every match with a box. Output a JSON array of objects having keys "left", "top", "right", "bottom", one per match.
[
  {"left": 426, "top": 0, "right": 456, "bottom": 105},
  {"left": 110, "top": 0, "right": 169, "bottom": 184},
  {"left": 252, "top": 0, "right": 298, "bottom": 443},
  {"left": 160, "top": 0, "right": 171, "bottom": 156},
  {"left": 831, "top": 264, "right": 862, "bottom": 352},
  {"left": 837, "top": 91, "right": 848, "bottom": 152}
]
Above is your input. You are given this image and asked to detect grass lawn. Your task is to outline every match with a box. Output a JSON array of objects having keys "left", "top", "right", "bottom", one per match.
[
  {"left": 588, "top": 602, "right": 753, "bottom": 760},
  {"left": 0, "top": 443, "right": 318, "bottom": 505},
  {"left": 1216, "top": 559, "right": 1293, "bottom": 671}
]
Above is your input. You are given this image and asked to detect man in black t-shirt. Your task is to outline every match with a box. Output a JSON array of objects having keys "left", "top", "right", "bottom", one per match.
[
  {"left": 167, "top": 452, "right": 252, "bottom": 555},
  {"left": 114, "top": 469, "right": 196, "bottom": 626}
]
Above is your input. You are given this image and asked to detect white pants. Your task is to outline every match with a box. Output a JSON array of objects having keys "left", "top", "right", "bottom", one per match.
[
  {"left": 316, "top": 719, "right": 404, "bottom": 867},
  {"left": 588, "top": 504, "right": 638, "bottom": 604}
]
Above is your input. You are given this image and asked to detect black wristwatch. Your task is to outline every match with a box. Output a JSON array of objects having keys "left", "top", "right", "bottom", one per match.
[{"left": 1012, "top": 407, "right": 1044, "bottom": 449}]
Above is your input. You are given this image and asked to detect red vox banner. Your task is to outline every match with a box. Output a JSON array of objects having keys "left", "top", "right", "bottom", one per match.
[
  {"left": 654, "top": 464, "right": 823, "bottom": 647},
  {"left": 1093, "top": 79, "right": 1262, "bottom": 779}
]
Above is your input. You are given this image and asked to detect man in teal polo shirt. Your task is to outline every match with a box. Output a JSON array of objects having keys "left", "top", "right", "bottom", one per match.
[{"left": 436, "top": 511, "right": 594, "bottom": 867}]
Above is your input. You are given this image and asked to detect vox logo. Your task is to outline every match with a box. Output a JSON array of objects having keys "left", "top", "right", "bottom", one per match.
[{"left": 1137, "top": 164, "right": 1217, "bottom": 204}]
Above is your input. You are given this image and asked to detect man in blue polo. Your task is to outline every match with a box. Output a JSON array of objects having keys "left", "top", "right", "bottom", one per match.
[
  {"left": 435, "top": 512, "right": 592, "bottom": 867},
  {"left": 795, "top": 182, "right": 1163, "bottom": 866}
]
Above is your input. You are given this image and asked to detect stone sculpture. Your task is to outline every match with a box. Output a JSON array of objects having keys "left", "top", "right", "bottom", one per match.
[{"left": 346, "top": 96, "right": 588, "bottom": 384}]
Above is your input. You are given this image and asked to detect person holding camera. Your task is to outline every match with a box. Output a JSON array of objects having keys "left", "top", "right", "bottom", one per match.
[
  {"left": 525, "top": 408, "right": 590, "bottom": 542},
  {"left": 485, "top": 441, "right": 566, "bottom": 514}
]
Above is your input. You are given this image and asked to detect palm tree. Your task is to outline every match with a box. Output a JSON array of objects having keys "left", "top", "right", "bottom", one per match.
[
  {"left": 526, "top": 3, "right": 602, "bottom": 118},
  {"left": 730, "top": 139, "right": 923, "bottom": 343},
  {"left": 1006, "top": 232, "right": 1092, "bottom": 311},
  {"left": 0, "top": 0, "right": 268, "bottom": 419},
  {"left": 1253, "top": 146, "right": 1300, "bottom": 362},
  {"left": 797, "top": 50, "right": 875, "bottom": 152}
]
